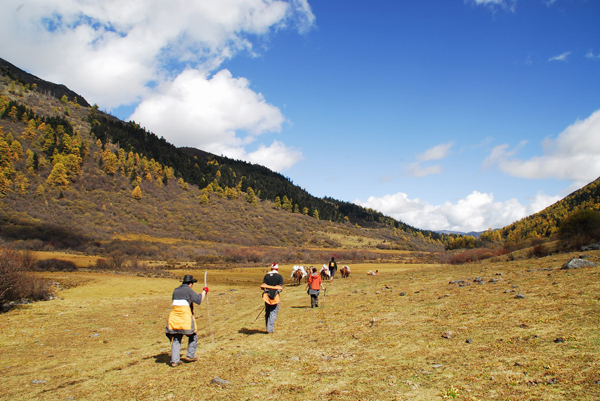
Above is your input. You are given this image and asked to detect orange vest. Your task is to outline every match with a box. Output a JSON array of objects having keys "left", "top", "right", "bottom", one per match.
[{"left": 260, "top": 283, "right": 283, "bottom": 305}]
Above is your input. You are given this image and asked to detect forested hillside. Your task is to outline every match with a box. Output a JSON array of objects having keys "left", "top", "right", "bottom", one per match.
[
  {"left": 0, "top": 57, "right": 456, "bottom": 264},
  {"left": 496, "top": 177, "right": 600, "bottom": 248}
]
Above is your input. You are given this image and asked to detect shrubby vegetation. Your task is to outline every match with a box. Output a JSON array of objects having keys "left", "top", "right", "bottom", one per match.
[{"left": 0, "top": 247, "right": 53, "bottom": 309}]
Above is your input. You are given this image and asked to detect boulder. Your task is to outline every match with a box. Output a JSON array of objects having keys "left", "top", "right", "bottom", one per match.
[{"left": 561, "top": 258, "right": 596, "bottom": 270}]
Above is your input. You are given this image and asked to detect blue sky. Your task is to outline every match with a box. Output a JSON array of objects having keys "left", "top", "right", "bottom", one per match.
[{"left": 1, "top": 0, "right": 599, "bottom": 232}]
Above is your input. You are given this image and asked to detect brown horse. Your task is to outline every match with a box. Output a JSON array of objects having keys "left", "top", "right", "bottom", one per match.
[
  {"left": 340, "top": 265, "right": 351, "bottom": 278},
  {"left": 292, "top": 269, "right": 303, "bottom": 286}
]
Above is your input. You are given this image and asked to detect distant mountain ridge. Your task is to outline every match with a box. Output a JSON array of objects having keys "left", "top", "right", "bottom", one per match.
[{"left": 0, "top": 57, "right": 90, "bottom": 107}]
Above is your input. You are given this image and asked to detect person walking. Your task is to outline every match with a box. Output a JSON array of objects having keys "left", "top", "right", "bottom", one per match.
[
  {"left": 260, "top": 263, "right": 284, "bottom": 334},
  {"left": 328, "top": 257, "right": 338, "bottom": 281},
  {"left": 307, "top": 266, "right": 325, "bottom": 307},
  {"left": 165, "top": 275, "right": 208, "bottom": 367}
]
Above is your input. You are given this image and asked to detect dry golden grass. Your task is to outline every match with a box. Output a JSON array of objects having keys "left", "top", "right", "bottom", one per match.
[{"left": 1, "top": 252, "right": 599, "bottom": 400}]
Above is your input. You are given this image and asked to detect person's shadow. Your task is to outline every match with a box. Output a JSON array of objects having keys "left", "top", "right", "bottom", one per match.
[
  {"left": 153, "top": 352, "right": 171, "bottom": 365},
  {"left": 290, "top": 306, "right": 311, "bottom": 309},
  {"left": 239, "top": 327, "right": 267, "bottom": 335}
]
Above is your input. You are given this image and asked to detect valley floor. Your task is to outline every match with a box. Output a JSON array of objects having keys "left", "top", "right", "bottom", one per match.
[{"left": 1, "top": 254, "right": 599, "bottom": 400}]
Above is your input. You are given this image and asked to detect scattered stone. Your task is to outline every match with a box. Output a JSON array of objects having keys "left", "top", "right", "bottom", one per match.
[
  {"left": 290, "top": 356, "right": 300, "bottom": 362},
  {"left": 90, "top": 333, "right": 99, "bottom": 337},
  {"left": 210, "top": 377, "right": 230, "bottom": 387},
  {"left": 519, "top": 324, "right": 529, "bottom": 329},
  {"left": 31, "top": 380, "right": 47, "bottom": 384},
  {"left": 399, "top": 292, "right": 407, "bottom": 296},
  {"left": 489, "top": 278, "right": 499, "bottom": 283},
  {"left": 441, "top": 331, "right": 454, "bottom": 339},
  {"left": 554, "top": 337, "right": 566, "bottom": 343},
  {"left": 465, "top": 338, "right": 473, "bottom": 344},
  {"left": 432, "top": 364, "right": 443, "bottom": 368},
  {"left": 581, "top": 242, "right": 600, "bottom": 251},
  {"left": 561, "top": 257, "right": 596, "bottom": 270},
  {"left": 515, "top": 294, "right": 526, "bottom": 299}
]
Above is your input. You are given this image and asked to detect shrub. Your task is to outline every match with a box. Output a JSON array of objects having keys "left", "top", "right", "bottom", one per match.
[
  {"left": 529, "top": 244, "right": 550, "bottom": 258},
  {"left": 35, "top": 258, "right": 77, "bottom": 271},
  {"left": 559, "top": 209, "right": 600, "bottom": 250},
  {"left": 449, "top": 248, "right": 506, "bottom": 264},
  {"left": 0, "top": 247, "right": 53, "bottom": 308}
]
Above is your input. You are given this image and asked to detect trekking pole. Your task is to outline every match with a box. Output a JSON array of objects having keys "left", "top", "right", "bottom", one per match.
[
  {"left": 322, "top": 288, "right": 326, "bottom": 307},
  {"left": 204, "top": 271, "right": 215, "bottom": 343},
  {"left": 253, "top": 305, "right": 266, "bottom": 322}
]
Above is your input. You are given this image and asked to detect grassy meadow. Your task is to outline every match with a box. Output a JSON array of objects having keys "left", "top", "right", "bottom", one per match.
[{"left": 1, "top": 252, "right": 599, "bottom": 400}]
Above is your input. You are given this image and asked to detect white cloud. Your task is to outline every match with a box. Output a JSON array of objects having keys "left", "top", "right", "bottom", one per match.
[
  {"left": 416, "top": 142, "right": 453, "bottom": 161},
  {"left": 355, "top": 190, "right": 561, "bottom": 233},
  {"left": 585, "top": 50, "right": 600, "bottom": 60},
  {"left": 484, "top": 109, "right": 600, "bottom": 183},
  {"left": 0, "top": 0, "right": 314, "bottom": 171},
  {"left": 129, "top": 69, "right": 302, "bottom": 170},
  {"left": 549, "top": 51, "right": 571, "bottom": 62},
  {"left": 466, "top": 0, "right": 516, "bottom": 12},
  {"left": 0, "top": 0, "right": 314, "bottom": 108},
  {"left": 405, "top": 163, "right": 443, "bottom": 177},
  {"left": 404, "top": 142, "right": 452, "bottom": 177},
  {"left": 246, "top": 140, "right": 304, "bottom": 171}
]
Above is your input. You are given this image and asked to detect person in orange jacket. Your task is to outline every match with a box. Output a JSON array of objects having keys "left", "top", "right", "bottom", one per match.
[{"left": 306, "top": 266, "right": 325, "bottom": 308}]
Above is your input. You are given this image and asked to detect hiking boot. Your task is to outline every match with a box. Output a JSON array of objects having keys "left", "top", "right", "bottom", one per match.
[
  {"left": 181, "top": 357, "right": 198, "bottom": 362},
  {"left": 170, "top": 361, "right": 181, "bottom": 367}
]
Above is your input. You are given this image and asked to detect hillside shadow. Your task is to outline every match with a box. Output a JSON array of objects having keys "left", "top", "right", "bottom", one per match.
[{"left": 238, "top": 327, "right": 267, "bottom": 335}]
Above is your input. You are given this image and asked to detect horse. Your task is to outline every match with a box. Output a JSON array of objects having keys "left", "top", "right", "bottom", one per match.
[
  {"left": 292, "top": 269, "right": 303, "bottom": 286},
  {"left": 320, "top": 264, "right": 330, "bottom": 281},
  {"left": 340, "top": 265, "right": 351, "bottom": 278}
]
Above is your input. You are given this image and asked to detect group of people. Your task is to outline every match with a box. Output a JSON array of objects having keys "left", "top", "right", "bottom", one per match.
[{"left": 164, "top": 257, "right": 340, "bottom": 367}]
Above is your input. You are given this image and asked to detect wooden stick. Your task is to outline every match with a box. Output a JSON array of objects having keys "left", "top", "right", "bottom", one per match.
[{"left": 204, "top": 270, "right": 215, "bottom": 343}]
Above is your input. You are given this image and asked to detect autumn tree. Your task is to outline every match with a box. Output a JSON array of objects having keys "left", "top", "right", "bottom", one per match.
[
  {"left": 131, "top": 185, "right": 142, "bottom": 200},
  {"left": 245, "top": 187, "right": 258, "bottom": 206},
  {"left": 46, "top": 162, "right": 70, "bottom": 188},
  {"left": 101, "top": 148, "right": 118, "bottom": 175}
]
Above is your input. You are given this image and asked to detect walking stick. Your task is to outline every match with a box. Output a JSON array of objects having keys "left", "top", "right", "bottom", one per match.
[
  {"left": 204, "top": 271, "right": 215, "bottom": 343},
  {"left": 322, "top": 288, "right": 326, "bottom": 307},
  {"left": 253, "top": 305, "right": 266, "bottom": 322}
]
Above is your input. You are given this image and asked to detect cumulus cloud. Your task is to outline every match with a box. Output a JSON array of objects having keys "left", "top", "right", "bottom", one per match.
[
  {"left": 484, "top": 109, "right": 600, "bottom": 184},
  {"left": 130, "top": 69, "right": 286, "bottom": 149},
  {"left": 355, "top": 190, "right": 561, "bottom": 233},
  {"left": 0, "top": 0, "right": 314, "bottom": 171},
  {"left": 549, "top": 51, "right": 571, "bottom": 62}
]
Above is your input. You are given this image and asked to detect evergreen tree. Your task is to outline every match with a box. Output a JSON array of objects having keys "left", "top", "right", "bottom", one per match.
[
  {"left": 131, "top": 185, "right": 142, "bottom": 200},
  {"left": 46, "top": 162, "right": 70, "bottom": 188}
]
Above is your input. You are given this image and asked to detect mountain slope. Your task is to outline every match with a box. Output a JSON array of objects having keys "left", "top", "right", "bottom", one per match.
[
  {"left": 498, "top": 176, "right": 600, "bottom": 246},
  {"left": 0, "top": 59, "right": 448, "bottom": 263}
]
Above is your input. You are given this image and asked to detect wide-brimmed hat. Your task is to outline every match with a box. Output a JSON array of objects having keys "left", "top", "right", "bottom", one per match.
[{"left": 182, "top": 275, "right": 198, "bottom": 284}]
